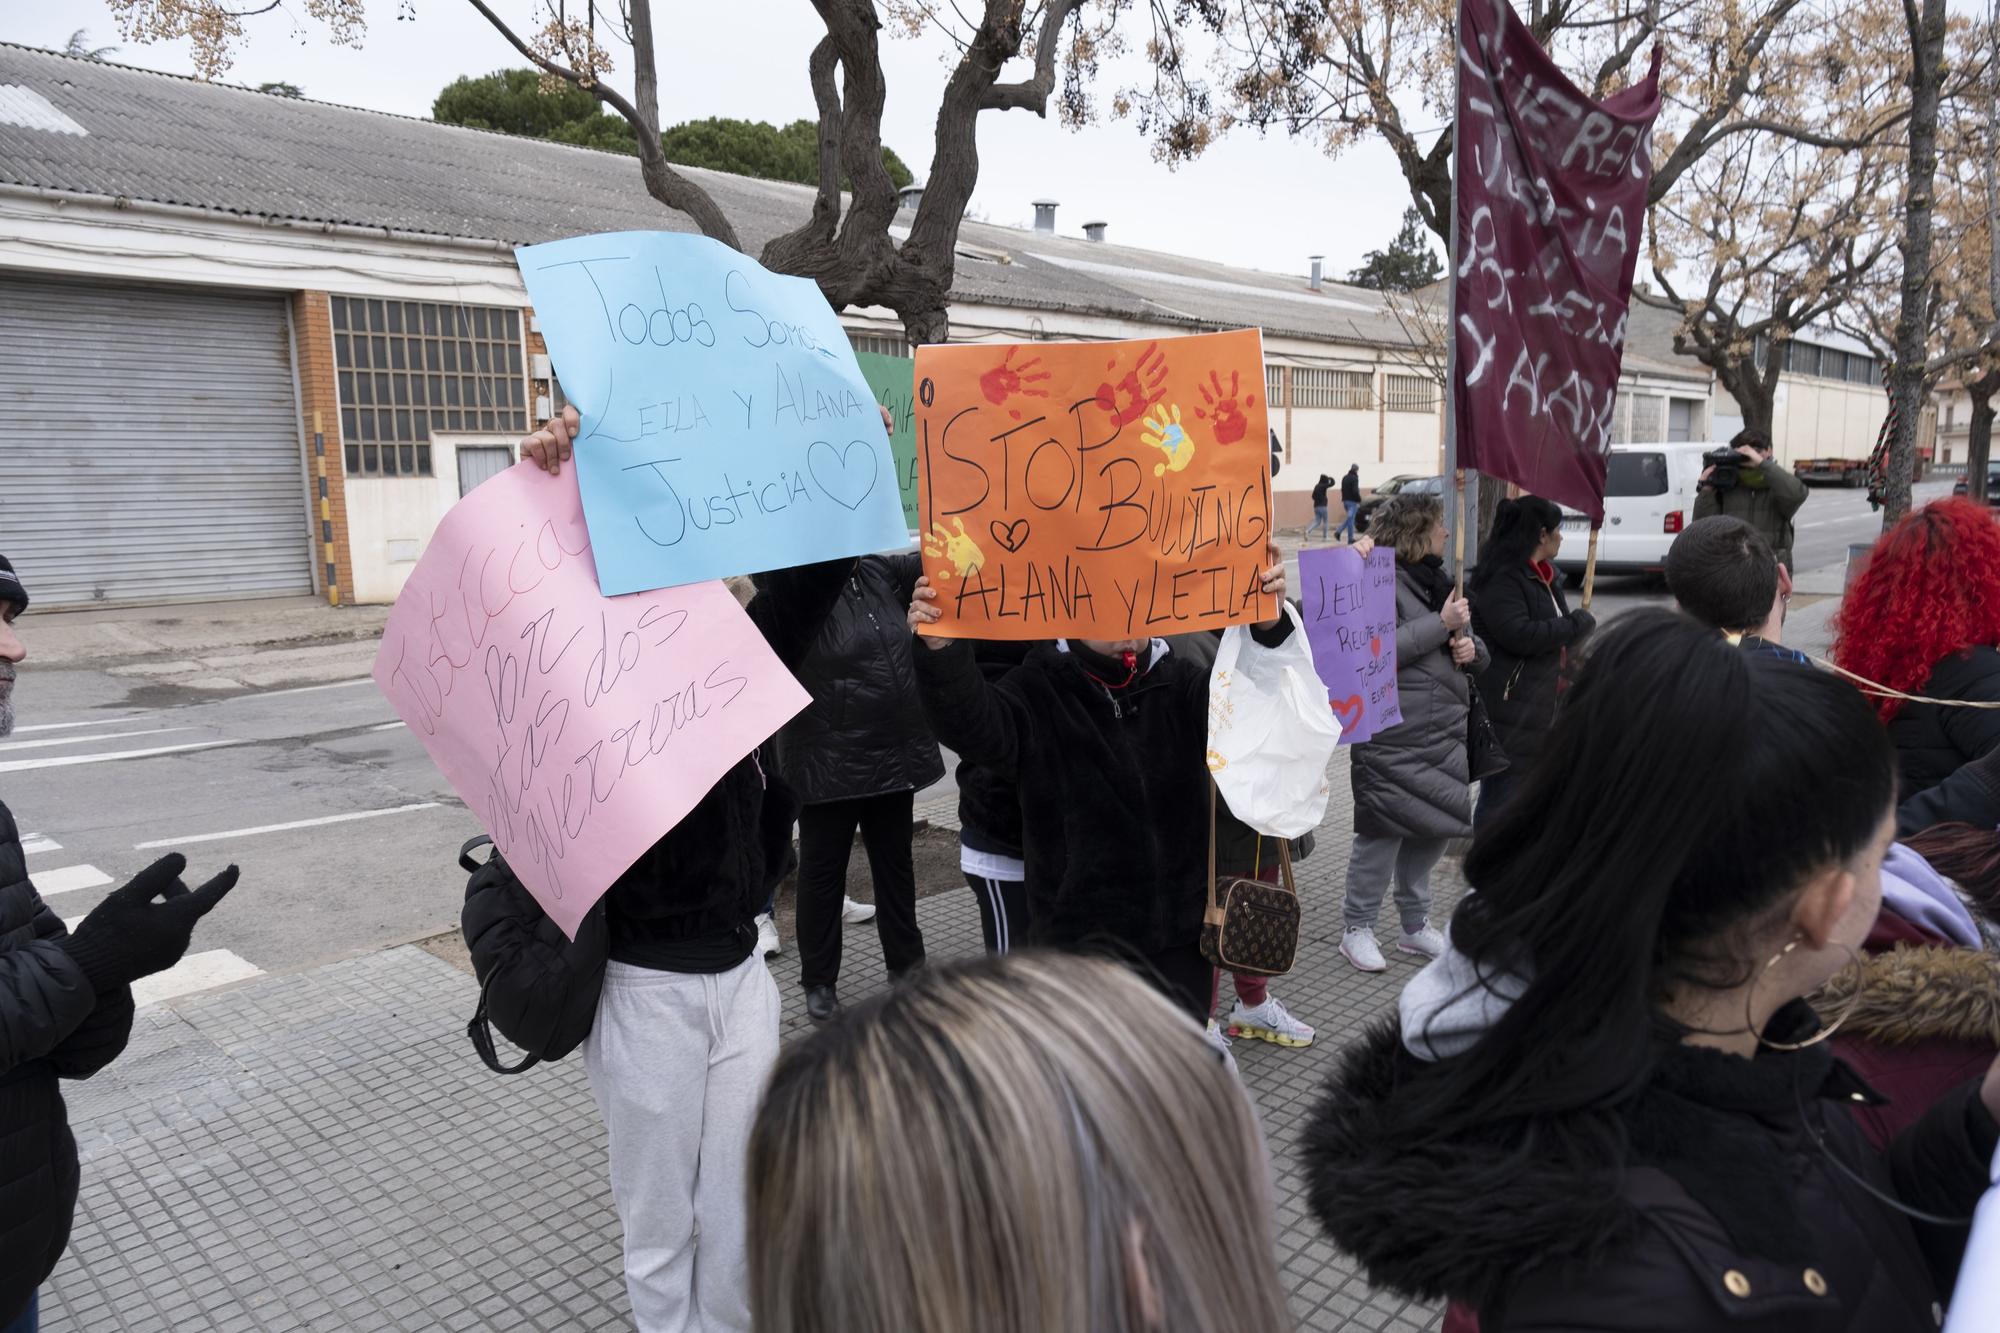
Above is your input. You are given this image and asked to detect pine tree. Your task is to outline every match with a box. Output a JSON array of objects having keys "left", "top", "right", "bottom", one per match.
[{"left": 1347, "top": 208, "right": 1444, "bottom": 291}]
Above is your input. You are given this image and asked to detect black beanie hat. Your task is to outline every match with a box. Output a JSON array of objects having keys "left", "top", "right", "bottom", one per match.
[{"left": 0, "top": 556, "right": 27, "bottom": 615}]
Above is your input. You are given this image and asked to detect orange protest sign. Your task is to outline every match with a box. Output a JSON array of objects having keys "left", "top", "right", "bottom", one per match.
[{"left": 913, "top": 329, "right": 1276, "bottom": 640}]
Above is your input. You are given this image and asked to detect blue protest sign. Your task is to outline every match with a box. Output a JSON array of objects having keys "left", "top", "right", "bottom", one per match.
[{"left": 516, "top": 232, "right": 910, "bottom": 594}]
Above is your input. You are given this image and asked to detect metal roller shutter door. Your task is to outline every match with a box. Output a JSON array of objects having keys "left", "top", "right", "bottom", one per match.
[{"left": 0, "top": 273, "right": 311, "bottom": 607}]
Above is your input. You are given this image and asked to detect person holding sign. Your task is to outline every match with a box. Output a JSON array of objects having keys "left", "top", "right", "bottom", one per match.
[
  {"left": 1339, "top": 493, "right": 1488, "bottom": 974},
  {"left": 906, "top": 543, "right": 1293, "bottom": 1024},
  {"left": 775, "top": 549, "right": 942, "bottom": 1023},
  {"left": 517, "top": 410, "right": 853, "bottom": 1333}
]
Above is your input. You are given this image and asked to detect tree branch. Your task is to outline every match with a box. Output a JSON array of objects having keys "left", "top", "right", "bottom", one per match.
[
  {"left": 462, "top": 0, "right": 743, "bottom": 249},
  {"left": 981, "top": 0, "right": 1085, "bottom": 112}
]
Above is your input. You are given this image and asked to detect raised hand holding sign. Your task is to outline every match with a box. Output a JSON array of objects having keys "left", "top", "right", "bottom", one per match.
[
  {"left": 516, "top": 232, "right": 909, "bottom": 595},
  {"left": 912, "top": 329, "right": 1277, "bottom": 640}
]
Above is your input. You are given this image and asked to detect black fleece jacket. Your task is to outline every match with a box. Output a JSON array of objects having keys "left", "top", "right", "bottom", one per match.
[
  {"left": 605, "top": 558, "right": 851, "bottom": 971},
  {"left": 913, "top": 621, "right": 1293, "bottom": 955},
  {"left": 1305, "top": 1008, "right": 1995, "bottom": 1332},
  {"left": 1, "top": 797, "right": 134, "bottom": 1323}
]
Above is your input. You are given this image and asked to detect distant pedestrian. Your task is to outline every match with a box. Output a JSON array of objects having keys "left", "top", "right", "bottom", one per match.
[
  {"left": 1309, "top": 472, "right": 1337, "bottom": 540},
  {"left": 746, "top": 953, "right": 1293, "bottom": 1333},
  {"left": 1340, "top": 494, "right": 1486, "bottom": 973},
  {"left": 1467, "top": 496, "right": 1594, "bottom": 828},
  {"left": 0, "top": 556, "right": 239, "bottom": 1333},
  {"left": 908, "top": 547, "right": 1296, "bottom": 1026},
  {"left": 1833, "top": 497, "right": 2000, "bottom": 804},
  {"left": 517, "top": 411, "right": 849, "bottom": 1333},
  {"left": 1336, "top": 464, "right": 1363, "bottom": 542},
  {"left": 777, "top": 552, "right": 943, "bottom": 1023}
]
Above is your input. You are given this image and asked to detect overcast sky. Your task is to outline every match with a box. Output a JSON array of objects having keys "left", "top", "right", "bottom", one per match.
[{"left": 2, "top": 1, "right": 1433, "bottom": 281}]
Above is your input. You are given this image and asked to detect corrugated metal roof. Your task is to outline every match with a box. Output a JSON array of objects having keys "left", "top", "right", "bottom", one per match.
[
  {"left": 0, "top": 39, "right": 1712, "bottom": 375},
  {"left": 0, "top": 41, "right": 1435, "bottom": 346}
]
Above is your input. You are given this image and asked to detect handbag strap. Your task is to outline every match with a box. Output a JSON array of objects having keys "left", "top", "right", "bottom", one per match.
[
  {"left": 1206, "top": 780, "right": 1224, "bottom": 926},
  {"left": 1207, "top": 780, "right": 1299, "bottom": 915}
]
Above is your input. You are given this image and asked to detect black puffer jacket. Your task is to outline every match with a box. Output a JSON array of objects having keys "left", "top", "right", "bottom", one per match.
[
  {"left": 604, "top": 559, "right": 849, "bottom": 969},
  {"left": 1, "top": 797, "right": 135, "bottom": 1323},
  {"left": 1470, "top": 560, "right": 1592, "bottom": 772},
  {"left": 1305, "top": 1010, "right": 1993, "bottom": 1331},
  {"left": 1889, "top": 646, "right": 2000, "bottom": 800},
  {"left": 914, "top": 626, "right": 1293, "bottom": 954},
  {"left": 956, "top": 639, "right": 1034, "bottom": 859},
  {"left": 778, "top": 554, "right": 943, "bottom": 806}
]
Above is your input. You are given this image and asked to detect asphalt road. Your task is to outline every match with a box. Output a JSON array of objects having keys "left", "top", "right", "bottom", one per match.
[{"left": 3, "top": 478, "right": 1948, "bottom": 1006}]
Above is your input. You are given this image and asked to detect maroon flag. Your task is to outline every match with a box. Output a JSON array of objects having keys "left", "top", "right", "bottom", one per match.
[{"left": 1452, "top": 0, "right": 1662, "bottom": 523}]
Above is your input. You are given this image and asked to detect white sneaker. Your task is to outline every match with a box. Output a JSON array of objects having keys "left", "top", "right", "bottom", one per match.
[
  {"left": 1227, "top": 997, "right": 1317, "bottom": 1048},
  {"left": 755, "top": 913, "right": 781, "bottom": 958},
  {"left": 1398, "top": 924, "right": 1447, "bottom": 959},
  {"left": 1341, "top": 927, "right": 1387, "bottom": 973},
  {"left": 1202, "top": 1019, "right": 1239, "bottom": 1072},
  {"left": 841, "top": 896, "right": 876, "bottom": 925}
]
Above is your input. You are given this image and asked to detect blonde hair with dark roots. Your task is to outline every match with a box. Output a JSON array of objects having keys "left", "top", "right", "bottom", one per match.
[
  {"left": 746, "top": 953, "right": 1291, "bottom": 1333},
  {"left": 1371, "top": 491, "right": 1446, "bottom": 564}
]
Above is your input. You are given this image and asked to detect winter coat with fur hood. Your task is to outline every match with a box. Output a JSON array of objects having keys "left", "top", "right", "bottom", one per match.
[
  {"left": 1305, "top": 1005, "right": 1995, "bottom": 1332},
  {"left": 1825, "top": 943, "right": 2000, "bottom": 1152}
]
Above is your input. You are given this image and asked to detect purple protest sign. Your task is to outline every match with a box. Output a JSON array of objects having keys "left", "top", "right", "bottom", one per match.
[{"left": 1299, "top": 546, "right": 1401, "bottom": 745}]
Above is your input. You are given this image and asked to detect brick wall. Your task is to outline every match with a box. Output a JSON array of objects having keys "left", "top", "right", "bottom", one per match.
[{"left": 290, "top": 291, "right": 354, "bottom": 605}]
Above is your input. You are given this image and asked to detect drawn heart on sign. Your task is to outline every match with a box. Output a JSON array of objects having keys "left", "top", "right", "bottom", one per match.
[
  {"left": 1371, "top": 635, "right": 1382, "bottom": 657},
  {"left": 1330, "top": 694, "right": 1366, "bottom": 731},
  {"left": 807, "top": 439, "right": 881, "bottom": 511},
  {"left": 989, "top": 518, "right": 1030, "bottom": 553}
]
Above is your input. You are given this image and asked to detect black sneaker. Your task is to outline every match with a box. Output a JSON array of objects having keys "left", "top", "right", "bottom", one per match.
[{"left": 805, "top": 985, "right": 841, "bottom": 1023}]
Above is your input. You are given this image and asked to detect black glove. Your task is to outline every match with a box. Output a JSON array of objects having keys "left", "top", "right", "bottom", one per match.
[
  {"left": 58, "top": 854, "right": 239, "bottom": 994},
  {"left": 1570, "top": 608, "right": 1598, "bottom": 637}
]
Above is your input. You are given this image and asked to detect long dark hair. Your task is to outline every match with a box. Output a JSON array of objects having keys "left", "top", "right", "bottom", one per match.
[
  {"left": 1406, "top": 610, "right": 1894, "bottom": 1139},
  {"left": 1905, "top": 822, "right": 2000, "bottom": 926},
  {"left": 1470, "top": 495, "right": 1564, "bottom": 592}
]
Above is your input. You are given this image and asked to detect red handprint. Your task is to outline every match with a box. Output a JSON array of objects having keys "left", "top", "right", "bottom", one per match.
[
  {"left": 1193, "top": 369, "right": 1256, "bottom": 445},
  {"left": 979, "top": 347, "right": 1052, "bottom": 420},
  {"left": 1094, "top": 341, "right": 1170, "bottom": 427}
]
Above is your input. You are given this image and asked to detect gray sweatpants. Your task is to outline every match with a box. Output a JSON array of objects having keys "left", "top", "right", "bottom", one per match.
[
  {"left": 584, "top": 955, "right": 780, "bottom": 1333},
  {"left": 1342, "top": 832, "right": 1447, "bottom": 935}
]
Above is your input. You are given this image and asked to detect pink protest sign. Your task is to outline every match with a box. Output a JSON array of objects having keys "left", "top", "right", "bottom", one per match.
[
  {"left": 372, "top": 461, "right": 809, "bottom": 938},
  {"left": 1299, "top": 546, "right": 1402, "bottom": 745}
]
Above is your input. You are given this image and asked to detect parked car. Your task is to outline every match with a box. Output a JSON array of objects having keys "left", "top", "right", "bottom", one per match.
[
  {"left": 1553, "top": 442, "right": 1712, "bottom": 585},
  {"left": 1952, "top": 467, "right": 2000, "bottom": 505},
  {"left": 1356, "top": 474, "right": 1442, "bottom": 534}
]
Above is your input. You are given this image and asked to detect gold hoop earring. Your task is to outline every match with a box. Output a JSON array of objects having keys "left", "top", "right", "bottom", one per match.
[{"left": 1748, "top": 937, "right": 1865, "bottom": 1051}]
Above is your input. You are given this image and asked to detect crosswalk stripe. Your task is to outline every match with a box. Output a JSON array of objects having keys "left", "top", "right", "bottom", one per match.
[
  {"left": 10, "top": 715, "right": 154, "bottom": 734},
  {"left": 0, "top": 727, "right": 190, "bottom": 753},
  {"left": 130, "top": 950, "right": 264, "bottom": 1007},
  {"left": 133, "top": 802, "right": 440, "bottom": 849},
  {"left": 21, "top": 833, "right": 60, "bottom": 856},
  {"left": 34, "top": 864, "right": 112, "bottom": 897},
  {"left": 0, "top": 738, "right": 242, "bottom": 774}
]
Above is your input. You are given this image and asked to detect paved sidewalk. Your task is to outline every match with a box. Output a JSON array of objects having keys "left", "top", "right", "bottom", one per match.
[{"left": 43, "top": 762, "right": 1453, "bottom": 1333}]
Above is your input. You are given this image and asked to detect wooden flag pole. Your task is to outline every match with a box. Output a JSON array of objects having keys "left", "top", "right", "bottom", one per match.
[
  {"left": 1453, "top": 467, "right": 1469, "bottom": 598},
  {"left": 1581, "top": 526, "right": 1602, "bottom": 608}
]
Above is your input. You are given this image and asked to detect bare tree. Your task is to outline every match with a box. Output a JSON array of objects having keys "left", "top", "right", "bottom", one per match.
[
  {"left": 1118, "top": 0, "right": 1914, "bottom": 246},
  {"left": 110, "top": 0, "right": 1098, "bottom": 344}
]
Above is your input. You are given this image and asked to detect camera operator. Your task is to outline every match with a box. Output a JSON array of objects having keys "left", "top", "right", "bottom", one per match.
[{"left": 1692, "top": 428, "right": 1808, "bottom": 574}]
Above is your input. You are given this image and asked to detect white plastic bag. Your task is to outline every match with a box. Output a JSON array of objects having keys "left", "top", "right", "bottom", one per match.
[{"left": 1206, "top": 603, "right": 1341, "bottom": 838}]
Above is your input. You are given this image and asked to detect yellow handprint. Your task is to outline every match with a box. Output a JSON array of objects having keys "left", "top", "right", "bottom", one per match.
[
  {"left": 923, "top": 517, "right": 987, "bottom": 581},
  {"left": 1141, "top": 404, "right": 1197, "bottom": 478}
]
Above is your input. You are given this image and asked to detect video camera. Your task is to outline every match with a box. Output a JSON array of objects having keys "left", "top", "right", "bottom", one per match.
[{"left": 1702, "top": 446, "right": 1745, "bottom": 492}]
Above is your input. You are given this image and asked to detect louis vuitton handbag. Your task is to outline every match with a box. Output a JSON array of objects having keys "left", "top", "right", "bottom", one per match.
[{"left": 1199, "top": 783, "right": 1302, "bottom": 978}]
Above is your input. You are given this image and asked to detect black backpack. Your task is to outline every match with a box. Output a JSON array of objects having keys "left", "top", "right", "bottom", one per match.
[{"left": 458, "top": 836, "right": 609, "bottom": 1075}]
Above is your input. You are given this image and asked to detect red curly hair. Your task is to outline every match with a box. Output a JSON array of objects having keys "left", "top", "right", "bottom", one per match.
[{"left": 1833, "top": 497, "right": 2000, "bottom": 719}]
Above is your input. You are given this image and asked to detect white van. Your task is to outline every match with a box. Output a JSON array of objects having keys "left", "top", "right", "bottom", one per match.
[{"left": 1553, "top": 442, "right": 1715, "bottom": 584}]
